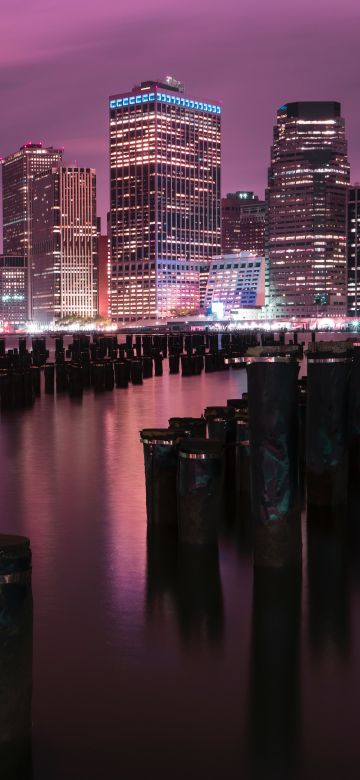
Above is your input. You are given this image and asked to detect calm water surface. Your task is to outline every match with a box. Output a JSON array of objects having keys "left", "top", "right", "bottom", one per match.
[{"left": 1, "top": 362, "right": 360, "bottom": 779}]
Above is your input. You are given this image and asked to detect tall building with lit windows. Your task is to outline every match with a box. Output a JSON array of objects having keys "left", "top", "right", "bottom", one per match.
[
  {"left": 347, "top": 186, "right": 360, "bottom": 317},
  {"left": 31, "top": 166, "right": 97, "bottom": 324},
  {"left": 109, "top": 78, "right": 221, "bottom": 321},
  {"left": 266, "top": 102, "right": 349, "bottom": 318},
  {"left": 1, "top": 142, "right": 63, "bottom": 317}
]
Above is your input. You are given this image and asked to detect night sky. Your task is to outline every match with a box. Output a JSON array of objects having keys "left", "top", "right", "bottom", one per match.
[{"left": 1, "top": 0, "right": 360, "bottom": 235}]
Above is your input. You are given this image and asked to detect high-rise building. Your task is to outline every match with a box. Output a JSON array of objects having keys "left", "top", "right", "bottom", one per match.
[
  {"left": 204, "top": 252, "right": 265, "bottom": 316},
  {"left": 1, "top": 142, "right": 63, "bottom": 317},
  {"left": 0, "top": 256, "right": 27, "bottom": 327},
  {"left": 109, "top": 78, "right": 221, "bottom": 321},
  {"left": 347, "top": 186, "right": 360, "bottom": 317},
  {"left": 31, "top": 166, "right": 97, "bottom": 324},
  {"left": 266, "top": 102, "right": 349, "bottom": 318},
  {"left": 221, "top": 192, "right": 265, "bottom": 255}
]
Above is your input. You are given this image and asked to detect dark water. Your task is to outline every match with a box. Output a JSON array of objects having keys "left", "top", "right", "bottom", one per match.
[{"left": 1, "top": 365, "right": 360, "bottom": 779}]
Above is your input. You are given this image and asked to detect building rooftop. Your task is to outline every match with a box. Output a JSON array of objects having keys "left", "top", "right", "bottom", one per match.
[
  {"left": 278, "top": 101, "right": 341, "bottom": 119},
  {"left": 225, "top": 191, "right": 259, "bottom": 201},
  {"left": 135, "top": 77, "right": 184, "bottom": 93}
]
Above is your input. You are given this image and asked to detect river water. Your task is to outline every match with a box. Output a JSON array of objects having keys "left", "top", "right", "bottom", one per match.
[{"left": 1, "top": 354, "right": 359, "bottom": 779}]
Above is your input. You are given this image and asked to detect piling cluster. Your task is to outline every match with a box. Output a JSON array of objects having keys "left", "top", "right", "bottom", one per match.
[
  {"left": 140, "top": 396, "right": 250, "bottom": 547},
  {"left": 141, "top": 337, "right": 360, "bottom": 569},
  {"left": 306, "top": 340, "right": 354, "bottom": 519}
]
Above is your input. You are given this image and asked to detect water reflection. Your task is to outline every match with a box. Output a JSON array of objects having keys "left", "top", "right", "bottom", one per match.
[
  {"left": 177, "top": 545, "right": 224, "bottom": 645},
  {"left": 0, "top": 564, "right": 33, "bottom": 778},
  {"left": 146, "top": 529, "right": 224, "bottom": 647},
  {"left": 3, "top": 357, "right": 360, "bottom": 776},
  {"left": 248, "top": 569, "right": 301, "bottom": 779},
  {"left": 348, "top": 487, "right": 360, "bottom": 589},
  {"left": 221, "top": 491, "right": 254, "bottom": 562},
  {"left": 146, "top": 527, "right": 178, "bottom": 623},
  {"left": 307, "top": 523, "right": 349, "bottom": 659}
]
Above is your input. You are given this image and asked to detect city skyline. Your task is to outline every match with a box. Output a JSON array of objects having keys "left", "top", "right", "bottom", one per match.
[
  {"left": 1, "top": 5, "right": 360, "bottom": 779},
  {"left": 1, "top": 0, "right": 360, "bottom": 240}
]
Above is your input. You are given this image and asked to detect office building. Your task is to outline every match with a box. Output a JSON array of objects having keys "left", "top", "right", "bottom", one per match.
[
  {"left": 204, "top": 252, "right": 265, "bottom": 316},
  {"left": 109, "top": 78, "right": 221, "bottom": 321},
  {"left": 1, "top": 142, "right": 63, "bottom": 317},
  {"left": 221, "top": 192, "right": 265, "bottom": 255},
  {"left": 267, "top": 102, "right": 349, "bottom": 318},
  {"left": 0, "top": 256, "right": 27, "bottom": 327},
  {"left": 31, "top": 166, "right": 97, "bottom": 324},
  {"left": 347, "top": 186, "right": 360, "bottom": 316}
]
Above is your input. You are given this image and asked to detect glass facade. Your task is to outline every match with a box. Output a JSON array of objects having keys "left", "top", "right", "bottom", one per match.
[
  {"left": 31, "top": 167, "right": 98, "bottom": 324},
  {"left": 109, "top": 80, "right": 221, "bottom": 321},
  {"left": 266, "top": 102, "right": 349, "bottom": 318},
  {"left": 204, "top": 252, "right": 265, "bottom": 315}
]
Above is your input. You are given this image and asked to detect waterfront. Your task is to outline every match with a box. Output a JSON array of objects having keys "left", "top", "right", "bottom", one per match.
[{"left": 1, "top": 365, "right": 360, "bottom": 778}]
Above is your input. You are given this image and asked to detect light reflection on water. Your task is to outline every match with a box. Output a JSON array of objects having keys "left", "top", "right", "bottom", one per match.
[{"left": 0, "top": 363, "right": 359, "bottom": 778}]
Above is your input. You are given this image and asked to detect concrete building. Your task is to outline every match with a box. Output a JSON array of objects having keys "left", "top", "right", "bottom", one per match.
[{"left": 31, "top": 166, "right": 97, "bottom": 324}]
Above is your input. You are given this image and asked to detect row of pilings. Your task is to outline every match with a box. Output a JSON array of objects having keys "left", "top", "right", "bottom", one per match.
[
  {"left": 0, "top": 330, "right": 298, "bottom": 411},
  {"left": 141, "top": 339, "right": 360, "bottom": 570}
]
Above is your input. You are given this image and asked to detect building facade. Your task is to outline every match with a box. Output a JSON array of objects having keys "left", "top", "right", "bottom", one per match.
[
  {"left": 1, "top": 142, "right": 63, "bottom": 317},
  {"left": 109, "top": 78, "right": 221, "bottom": 321},
  {"left": 266, "top": 102, "right": 349, "bottom": 318},
  {"left": 31, "top": 167, "right": 97, "bottom": 324},
  {"left": 98, "top": 235, "right": 110, "bottom": 318},
  {"left": 0, "top": 256, "right": 27, "bottom": 327},
  {"left": 347, "top": 186, "right": 360, "bottom": 317},
  {"left": 204, "top": 252, "right": 265, "bottom": 316},
  {"left": 221, "top": 192, "right": 265, "bottom": 255}
]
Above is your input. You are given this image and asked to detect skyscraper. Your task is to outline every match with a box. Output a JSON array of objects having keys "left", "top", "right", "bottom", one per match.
[
  {"left": 109, "top": 78, "right": 221, "bottom": 321},
  {"left": 267, "top": 102, "right": 349, "bottom": 318},
  {"left": 31, "top": 166, "right": 97, "bottom": 324},
  {"left": 1, "top": 142, "right": 63, "bottom": 317},
  {"left": 347, "top": 186, "right": 360, "bottom": 317},
  {"left": 221, "top": 192, "right": 265, "bottom": 255}
]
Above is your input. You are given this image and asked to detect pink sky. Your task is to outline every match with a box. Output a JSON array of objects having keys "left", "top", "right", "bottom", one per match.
[{"left": 1, "top": 0, "right": 360, "bottom": 231}]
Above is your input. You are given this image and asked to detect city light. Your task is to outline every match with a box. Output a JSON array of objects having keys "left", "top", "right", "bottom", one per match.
[{"left": 109, "top": 92, "right": 221, "bottom": 114}]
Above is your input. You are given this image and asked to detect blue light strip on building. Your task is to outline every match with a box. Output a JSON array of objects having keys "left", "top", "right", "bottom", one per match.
[{"left": 109, "top": 93, "right": 221, "bottom": 114}]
